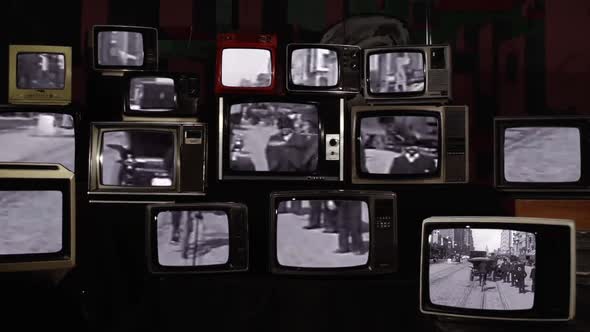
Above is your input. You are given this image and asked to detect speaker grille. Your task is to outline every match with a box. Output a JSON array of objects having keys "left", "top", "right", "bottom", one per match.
[
  {"left": 445, "top": 153, "right": 467, "bottom": 182},
  {"left": 428, "top": 70, "right": 449, "bottom": 92}
]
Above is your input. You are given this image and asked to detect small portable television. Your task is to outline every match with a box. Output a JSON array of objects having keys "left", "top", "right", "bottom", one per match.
[
  {"left": 351, "top": 104, "right": 468, "bottom": 184},
  {"left": 0, "top": 164, "right": 75, "bottom": 272},
  {"left": 215, "top": 33, "right": 277, "bottom": 95},
  {"left": 420, "top": 216, "right": 575, "bottom": 321},
  {"left": 0, "top": 104, "right": 77, "bottom": 174},
  {"left": 91, "top": 25, "right": 158, "bottom": 73},
  {"left": 146, "top": 202, "right": 248, "bottom": 274},
  {"left": 88, "top": 121, "right": 207, "bottom": 196},
  {"left": 269, "top": 190, "right": 397, "bottom": 275},
  {"left": 494, "top": 116, "right": 590, "bottom": 192},
  {"left": 218, "top": 96, "right": 344, "bottom": 181},
  {"left": 122, "top": 72, "right": 200, "bottom": 121},
  {"left": 364, "top": 44, "right": 451, "bottom": 103},
  {"left": 8, "top": 45, "right": 72, "bottom": 105},
  {"left": 286, "top": 43, "right": 361, "bottom": 96}
]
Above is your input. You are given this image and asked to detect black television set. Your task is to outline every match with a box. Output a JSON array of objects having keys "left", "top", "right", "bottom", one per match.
[
  {"left": 351, "top": 104, "right": 468, "bottom": 184},
  {"left": 122, "top": 72, "right": 200, "bottom": 121},
  {"left": 494, "top": 116, "right": 590, "bottom": 192},
  {"left": 363, "top": 44, "right": 451, "bottom": 103},
  {"left": 269, "top": 190, "right": 397, "bottom": 275},
  {"left": 0, "top": 105, "right": 77, "bottom": 174},
  {"left": 0, "top": 164, "right": 75, "bottom": 272},
  {"left": 91, "top": 25, "right": 158, "bottom": 73},
  {"left": 218, "top": 96, "right": 344, "bottom": 181},
  {"left": 146, "top": 202, "right": 248, "bottom": 274},
  {"left": 88, "top": 121, "right": 207, "bottom": 197},
  {"left": 286, "top": 43, "right": 361, "bottom": 96},
  {"left": 420, "top": 216, "right": 575, "bottom": 321}
]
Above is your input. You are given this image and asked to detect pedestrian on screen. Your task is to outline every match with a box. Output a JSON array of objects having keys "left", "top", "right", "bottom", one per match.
[
  {"left": 501, "top": 259, "right": 510, "bottom": 283},
  {"left": 478, "top": 262, "right": 488, "bottom": 287},
  {"left": 516, "top": 266, "right": 528, "bottom": 293},
  {"left": 265, "top": 115, "right": 313, "bottom": 172},
  {"left": 530, "top": 265, "right": 536, "bottom": 292},
  {"left": 304, "top": 200, "right": 323, "bottom": 230},
  {"left": 333, "top": 201, "right": 364, "bottom": 255}
]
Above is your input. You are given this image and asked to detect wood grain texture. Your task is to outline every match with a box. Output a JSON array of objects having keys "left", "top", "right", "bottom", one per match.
[{"left": 515, "top": 200, "right": 590, "bottom": 230}]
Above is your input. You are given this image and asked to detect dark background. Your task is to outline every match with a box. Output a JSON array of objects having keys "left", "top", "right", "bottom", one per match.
[{"left": 0, "top": 0, "right": 589, "bottom": 331}]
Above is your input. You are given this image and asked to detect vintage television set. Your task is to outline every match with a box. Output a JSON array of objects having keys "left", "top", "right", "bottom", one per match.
[
  {"left": 351, "top": 104, "right": 468, "bottom": 184},
  {"left": 146, "top": 202, "right": 248, "bottom": 274},
  {"left": 218, "top": 96, "right": 344, "bottom": 181},
  {"left": 0, "top": 164, "right": 75, "bottom": 272},
  {"left": 420, "top": 216, "right": 575, "bottom": 321},
  {"left": 494, "top": 116, "right": 590, "bottom": 192},
  {"left": 215, "top": 33, "right": 278, "bottom": 95},
  {"left": 286, "top": 43, "right": 361, "bottom": 95},
  {"left": 122, "top": 72, "right": 200, "bottom": 121},
  {"left": 363, "top": 44, "right": 451, "bottom": 103},
  {"left": 91, "top": 25, "right": 158, "bottom": 73},
  {"left": 269, "top": 190, "right": 397, "bottom": 275},
  {"left": 0, "top": 104, "right": 77, "bottom": 174},
  {"left": 88, "top": 121, "right": 207, "bottom": 196},
  {"left": 8, "top": 45, "right": 72, "bottom": 105}
]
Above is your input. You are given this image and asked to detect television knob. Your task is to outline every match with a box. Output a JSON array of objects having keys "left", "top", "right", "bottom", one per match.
[{"left": 329, "top": 138, "right": 338, "bottom": 146}]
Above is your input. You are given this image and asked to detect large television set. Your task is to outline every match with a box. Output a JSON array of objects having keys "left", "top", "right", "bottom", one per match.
[
  {"left": 8, "top": 45, "right": 72, "bottom": 105},
  {"left": 0, "top": 164, "right": 75, "bottom": 272},
  {"left": 364, "top": 45, "right": 451, "bottom": 103},
  {"left": 269, "top": 190, "right": 397, "bottom": 275},
  {"left": 88, "top": 122, "right": 207, "bottom": 196},
  {"left": 351, "top": 104, "right": 468, "bottom": 184},
  {"left": 91, "top": 25, "right": 158, "bottom": 73},
  {"left": 218, "top": 96, "right": 344, "bottom": 181},
  {"left": 494, "top": 116, "right": 590, "bottom": 192},
  {"left": 146, "top": 202, "right": 248, "bottom": 274},
  {"left": 286, "top": 43, "right": 361, "bottom": 96},
  {"left": 0, "top": 105, "right": 76, "bottom": 173},
  {"left": 122, "top": 72, "right": 200, "bottom": 121},
  {"left": 215, "top": 33, "right": 277, "bottom": 95},
  {"left": 420, "top": 216, "right": 575, "bottom": 321}
]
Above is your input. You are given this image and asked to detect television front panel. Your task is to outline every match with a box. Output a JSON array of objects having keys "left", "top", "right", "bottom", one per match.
[
  {"left": 91, "top": 25, "right": 158, "bottom": 72},
  {"left": 89, "top": 122, "right": 207, "bottom": 196},
  {"left": 494, "top": 116, "right": 590, "bottom": 192},
  {"left": 269, "top": 190, "right": 397, "bottom": 275},
  {"left": 218, "top": 96, "right": 344, "bottom": 181},
  {"left": 215, "top": 33, "right": 277, "bottom": 94},
  {"left": 351, "top": 105, "right": 468, "bottom": 184},
  {"left": 8, "top": 45, "right": 72, "bottom": 105},
  {"left": 363, "top": 45, "right": 451, "bottom": 103},
  {"left": 286, "top": 43, "right": 361, "bottom": 95},
  {"left": 0, "top": 164, "right": 75, "bottom": 272},
  {"left": 420, "top": 217, "right": 575, "bottom": 321}
]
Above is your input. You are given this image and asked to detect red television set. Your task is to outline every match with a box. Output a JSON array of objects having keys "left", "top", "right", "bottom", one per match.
[{"left": 215, "top": 33, "right": 278, "bottom": 95}]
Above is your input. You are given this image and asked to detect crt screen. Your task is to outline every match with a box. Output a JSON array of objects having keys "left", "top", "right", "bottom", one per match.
[
  {"left": 228, "top": 102, "right": 319, "bottom": 173},
  {"left": 129, "top": 77, "right": 177, "bottom": 112},
  {"left": 276, "top": 200, "right": 369, "bottom": 268},
  {"left": 100, "top": 130, "right": 176, "bottom": 187},
  {"left": 97, "top": 31, "right": 144, "bottom": 67},
  {"left": 290, "top": 48, "right": 338, "bottom": 87},
  {"left": 369, "top": 51, "right": 425, "bottom": 94},
  {"left": 504, "top": 127, "right": 581, "bottom": 183},
  {"left": 0, "top": 112, "right": 75, "bottom": 172},
  {"left": 428, "top": 228, "right": 535, "bottom": 310},
  {"left": 360, "top": 115, "right": 439, "bottom": 175},
  {"left": 221, "top": 48, "right": 272, "bottom": 87},
  {"left": 17, "top": 53, "right": 65, "bottom": 89},
  {"left": 0, "top": 191, "right": 62, "bottom": 255},
  {"left": 156, "top": 210, "right": 229, "bottom": 266}
]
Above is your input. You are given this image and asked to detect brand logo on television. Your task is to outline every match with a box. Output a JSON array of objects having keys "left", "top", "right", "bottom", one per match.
[{"left": 24, "top": 92, "right": 54, "bottom": 98}]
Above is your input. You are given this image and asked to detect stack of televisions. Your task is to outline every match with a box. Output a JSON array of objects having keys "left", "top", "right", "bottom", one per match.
[{"left": 0, "top": 24, "right": 579, "bottom": 323}]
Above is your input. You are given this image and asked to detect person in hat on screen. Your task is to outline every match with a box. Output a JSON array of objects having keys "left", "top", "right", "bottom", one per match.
[{"left": 265, "top": 115, "right": 314, "bottom": 172}]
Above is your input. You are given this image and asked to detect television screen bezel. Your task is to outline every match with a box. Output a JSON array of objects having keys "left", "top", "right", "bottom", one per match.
[
  {"left": 8, "top": 45, "right": 73, "bottom": 106},
  {"left": 215, "top": 33, "right": 278, "bottom": 94},
  {"left": 0, "top": 164, "right": 75, "bottom": 272},
  {"left": 494, "top": 116, "right": 590, "bottom": 191},
  {"left": 122, "top": 71, "right": 199, "bottom": 118},
  {"left": 286, "top": 43, "right": 361, "bottom": 95},
  {"left": 91, "top": 25, "right": 159, "bottom": 72},
  {"left": 420, "top": 216, "right": 575, "bottom": 321},
  {"left": 354, "top": 109, "right": 443, "bottom": 180},
  {"left": 146, "top": 202, "right": 249, "bottom": 274},
  {"left": 269, "top": 190, "right": 397, "bottom": 276},
  {"left": 218, "top": 96, "right": 344, "bottom": 182}
]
